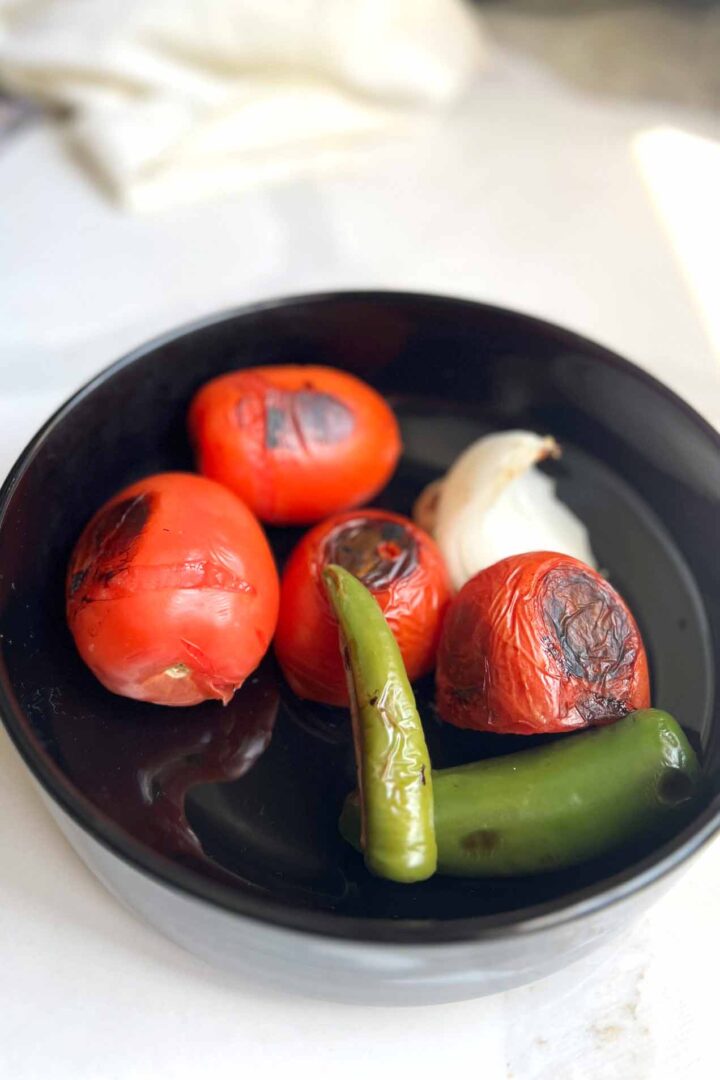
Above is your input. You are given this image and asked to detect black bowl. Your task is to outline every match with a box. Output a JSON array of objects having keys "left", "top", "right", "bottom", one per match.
[{"left": 1, "top": 291, "right": 718, "bottom": 1004}]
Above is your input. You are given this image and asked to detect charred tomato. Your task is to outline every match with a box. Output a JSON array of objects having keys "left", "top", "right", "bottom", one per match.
[
  {"left": 274, "top": 509, "right": 451, "bottom": 706},
  {"left": 188, "top": 365, "right": 401, "bottom": 524},
  {"left": 67, "top": 473, "right": 279, "bottom": 706},
  {"left": 436, "top": 551, "right": 650, "bottom": 735}
]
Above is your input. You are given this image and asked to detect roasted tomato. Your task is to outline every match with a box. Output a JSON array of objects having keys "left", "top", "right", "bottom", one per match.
[
  {"left": 274, "top": 509, "right": 451, "bottom": 706},
  {"left": 436, "top": 551, "right": 650, "bottom": 735},
  {"left": 188, "top": 365, "right": 401, "bottom": 524},
  {"left": 67, "top": 473, "right": 279, "bottom": 706}
]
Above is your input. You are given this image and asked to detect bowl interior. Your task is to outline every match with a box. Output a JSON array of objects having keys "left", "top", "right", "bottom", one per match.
[{"left": 1, "top": 293, "right": 718, "bottom": 936}]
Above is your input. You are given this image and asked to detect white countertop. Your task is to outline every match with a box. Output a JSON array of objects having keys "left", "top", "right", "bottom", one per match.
[{"left": 1, "top": 37, "right": 719, "bottom": 1080}]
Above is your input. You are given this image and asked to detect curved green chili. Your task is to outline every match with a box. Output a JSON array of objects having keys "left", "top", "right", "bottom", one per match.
[
  {"left": 340, "top": 709, "right": 701, "bottom": 876},
  {"left": 322, "top": 564, "right": 437, "bottom": 883}
]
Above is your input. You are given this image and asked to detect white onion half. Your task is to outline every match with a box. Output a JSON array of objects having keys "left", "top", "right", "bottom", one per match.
[{"left": 414, "top": 431, "right": 596, "bottom": 590}]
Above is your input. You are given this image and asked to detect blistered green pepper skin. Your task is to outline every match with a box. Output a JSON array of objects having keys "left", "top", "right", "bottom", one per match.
[
  {"left": 340, "top": 709, "right": 701, "bottom": 877},
  {"left": 322, "top": 564, "right": 437, "bottom": 883}
]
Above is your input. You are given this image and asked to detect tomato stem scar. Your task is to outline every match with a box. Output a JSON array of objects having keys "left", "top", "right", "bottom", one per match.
[{"left": 164, "top": 663, "right": 191, "bottom": 679}]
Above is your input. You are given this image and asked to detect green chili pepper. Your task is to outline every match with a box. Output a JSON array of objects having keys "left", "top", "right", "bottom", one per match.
[
  {"left": 340, "top": 709, "right": 701, "bottom": 876},
  {"left": 322, "top": 564, "right": 437, "bottom": 883}
]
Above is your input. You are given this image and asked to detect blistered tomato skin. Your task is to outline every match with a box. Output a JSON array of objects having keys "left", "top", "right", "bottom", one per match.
[
  {"left": 435, "top": 551, "right": 650, "bottom": 735},
  {"left": 188, "top": 365, "right": 402, "bottom": 525},
  {"left": 66, "top": 473, "right": 279, "bottom": 706},
  {"left": 274, "top": 510, "right": 451, "bottom": 706}
]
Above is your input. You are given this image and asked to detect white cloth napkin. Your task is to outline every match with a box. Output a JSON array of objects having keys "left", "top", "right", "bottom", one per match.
[{"left": 0, "top": 0, "right": 484, "bottom": 211}]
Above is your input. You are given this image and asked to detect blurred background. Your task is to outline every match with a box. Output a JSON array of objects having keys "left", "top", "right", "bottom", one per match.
[
  {"left": 1, "top": 0, "right": 719, "bottom": 486},
  {"left": 1, "top": 4, "right": 719, "bottom": 1077}
]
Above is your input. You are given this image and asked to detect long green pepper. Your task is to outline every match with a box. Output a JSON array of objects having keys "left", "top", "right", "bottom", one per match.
[
  {"left": 341, "top": 709, "right": 702, "bottom": 876},
  {"left": 322, "top": 564, "right": 437, "bottom": 883}
]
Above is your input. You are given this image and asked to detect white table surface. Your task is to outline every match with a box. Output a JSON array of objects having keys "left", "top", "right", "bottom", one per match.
[{"left": 1, "top": 39, "right": 719, "bottom": 1080}]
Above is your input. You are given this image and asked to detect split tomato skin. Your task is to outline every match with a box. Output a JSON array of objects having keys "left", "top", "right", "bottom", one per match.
[
  {"left": 274, "top": 509, "right": 451, "bottom": 706},
  {"left": 67, "top": 472, "right": 279, "bottom": 706},
  {"left": 436, "top": 551, "right": 650, "bottom": 735},
  {"left": 188, "top": 365, "right": 402, "bottom": 525}
]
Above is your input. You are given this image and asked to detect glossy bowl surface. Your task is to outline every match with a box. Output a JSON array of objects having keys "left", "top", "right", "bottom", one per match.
[{"left": 1, "top": 292, "right": 719, "bottom": 999}]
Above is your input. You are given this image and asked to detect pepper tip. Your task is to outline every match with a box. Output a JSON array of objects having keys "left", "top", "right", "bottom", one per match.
[{"left": 322, "top": 563, "right": 344, "bottom": 592}]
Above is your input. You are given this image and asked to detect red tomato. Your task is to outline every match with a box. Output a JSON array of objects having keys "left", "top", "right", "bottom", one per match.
[
  {"left": 436, "top": 551, "right": 650, "bottom": 735},
  {"left": 188, "top": 365, "right": 401, "bottom": 524},
  {"left": 274, "top": 509, "right": 451, "bottom": 706},
  {"left": 67, "top": 473, "right": 279, "bottom": 706}
]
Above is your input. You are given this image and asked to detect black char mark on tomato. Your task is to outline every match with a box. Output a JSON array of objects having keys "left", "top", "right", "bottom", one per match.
[
  {"left": 541, "top": 566, "right": 638, "bottom": 723},
  {"left": 236, "top": 384, "right": 358, "bottom": 451},
  {"left": 324, "top": 518, "right": 418, "bottom": 590},
  {"left": 70, "top": 492, "right": 154, "bottom": 600},
  {"left": 250, "top": 386, "right": 355, "bottom": 452}
]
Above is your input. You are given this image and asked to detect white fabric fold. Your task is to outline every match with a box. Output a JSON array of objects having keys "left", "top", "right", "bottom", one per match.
[{"left": 0, "top": 0, "right": 484, "bottom": 210}]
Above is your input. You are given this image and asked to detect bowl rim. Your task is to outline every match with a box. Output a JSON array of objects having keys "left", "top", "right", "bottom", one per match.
[{"left": 1, "top": 288, "right": 719, "bottom": 945}]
